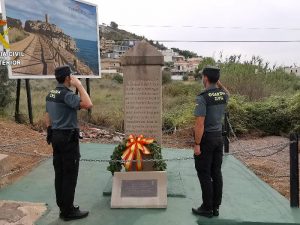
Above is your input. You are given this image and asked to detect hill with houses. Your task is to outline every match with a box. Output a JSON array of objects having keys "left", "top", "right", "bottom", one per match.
[{"left": 99, "top": 22, "right": 202, "bottom": 80}]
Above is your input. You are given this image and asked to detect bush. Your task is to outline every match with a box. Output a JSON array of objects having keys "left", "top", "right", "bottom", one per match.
[
  {"left": 227, "top": 94, "right": 298, "bottom": 135},
  {"left": 112, "top": 74, "right": 123, "bottom": 84},
  {"left": 246, "top": 96, "right": 292, "bottom": 135},
  {"left": 227, "top": 95, "right": 250, "bottom": 134},
  {"left": 289, "top": 93, "right": 300, "bottom": 132},
  {"left": 163, "top": 82, "right": 200, "bottom": 97},
  {"left": 163, "top": 102, "right": 195, "bottom": 130},
  {"left": 182, "top": 75, "right": 188, "bottom": 81},
  {"left": 162, "top": 71, "right": 172, "bottom": 85},
  {"left": 0, "top": 66, "right": 15, "bottom": 113}
]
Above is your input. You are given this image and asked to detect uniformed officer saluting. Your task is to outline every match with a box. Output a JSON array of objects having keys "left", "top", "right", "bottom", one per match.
[
  {"left": 192, "top": 66, "right": 229, "bottom": 218},
  {"left": 45, "top": 65, "right": 93, "bottom": 221}
]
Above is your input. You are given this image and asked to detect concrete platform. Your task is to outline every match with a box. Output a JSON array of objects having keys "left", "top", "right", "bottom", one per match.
[{"left": 0, "top": 143, "right": 299, "bottom": 225}]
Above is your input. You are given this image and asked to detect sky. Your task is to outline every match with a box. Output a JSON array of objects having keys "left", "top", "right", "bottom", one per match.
[
  {"left": 88, "top": 0, "right": 299, "bottom": 67},
  {"left": 3, "top": 0, "right": 98, "bottom": 41},
  {"left": 2, "top": 0, "right": 300, "bottom": 67}
]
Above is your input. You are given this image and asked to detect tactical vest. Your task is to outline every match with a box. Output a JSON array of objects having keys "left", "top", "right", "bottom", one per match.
[{"left": 198, "top": 88, "right": 227, "bottom": 106}]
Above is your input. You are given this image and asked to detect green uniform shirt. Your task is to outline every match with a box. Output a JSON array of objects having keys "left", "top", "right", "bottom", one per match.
[
  {"left": 46, "top": 84, "right": 80, "bottom": 129},
  {"left": 194, "top": 85, "right": 228, "bottom": 132}
]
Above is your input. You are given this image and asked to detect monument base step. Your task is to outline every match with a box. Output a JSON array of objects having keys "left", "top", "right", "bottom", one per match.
[{"left": 103, "top": 171, "right": 186, "bottom": 198}]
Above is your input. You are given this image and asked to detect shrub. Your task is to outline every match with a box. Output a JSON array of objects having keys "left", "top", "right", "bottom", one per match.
[
  {"left": 227, "top": 95, "right": 250, "bottom": 134},
  {"left": 227, "top": 94, "right": 297, "bottom": 135},
  {"left": 163, "top": 82, "right": 200, "bottom": 97},
  {"left": 112, "top": 74, "right": 123, "bottom": 84},
  {"left": 246, "top": 96, "right": 292, "bottom": 135},
  {"left": 162, "top": 71, "right": 172, "bottom": 85},
  {"left": 289, "top": 93, "right": 300, "bottom": 133},
  {"left": 0, "top": 66, "right": 15, "bottom": 113}
]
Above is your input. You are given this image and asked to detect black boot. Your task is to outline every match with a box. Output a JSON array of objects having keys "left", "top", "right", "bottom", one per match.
[
  {"left": 60, "top": 206, "right": 89, "bottom": 221},
  {"left": 59, "top": 205, "right": 80, "bottom": 218},
  {"left": 213, "top": 207, "right": 219, "bottom": 216},
  {"left": 192, "top": 205, "right": 213, "bottom": 218}
]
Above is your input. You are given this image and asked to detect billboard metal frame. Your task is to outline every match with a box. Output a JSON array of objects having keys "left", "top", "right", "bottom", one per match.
[{"left": 1, "top": 0, "right": 101, "bottom": 79}]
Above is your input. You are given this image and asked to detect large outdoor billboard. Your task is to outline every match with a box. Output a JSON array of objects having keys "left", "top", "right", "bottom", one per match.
[{"left": 1, "top": 0, "right": 100, "bottom": 79}]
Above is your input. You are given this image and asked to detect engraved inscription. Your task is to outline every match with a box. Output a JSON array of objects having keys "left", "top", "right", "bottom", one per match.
[
  {"left": 121, "top": 179, "right": 158, "bottom": 197},
  {"left": 124, "top": 80, "right": 161, "bottom": 139}
]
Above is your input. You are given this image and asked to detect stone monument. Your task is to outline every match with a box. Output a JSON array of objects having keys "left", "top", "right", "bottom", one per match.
[
  {"left": 110, "top": 41, "right": 167, "bottom": 208},
  {"left": 121, "top": 41, "right": 164, "bottom": 145}
]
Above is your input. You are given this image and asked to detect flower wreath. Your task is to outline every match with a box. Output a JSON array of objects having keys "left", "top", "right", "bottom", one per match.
[{"left": 107, "top": 134, "right": 167, "bottom": 175}]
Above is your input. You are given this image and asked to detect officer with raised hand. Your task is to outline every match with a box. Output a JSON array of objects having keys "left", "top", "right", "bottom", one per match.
[
  {"left": 45, "top": 65, "right": 93, "bottom": 221},
  {"left": 192, "top": 66, "right": 229, "bottom": 218}
]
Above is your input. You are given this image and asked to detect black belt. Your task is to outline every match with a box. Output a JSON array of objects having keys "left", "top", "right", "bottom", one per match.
[
  {"left": 203, "top": 131, "right": 222, "bottom": 137},
  {"left": 52, "top": 129, "right": 78, "bottom": 133}
]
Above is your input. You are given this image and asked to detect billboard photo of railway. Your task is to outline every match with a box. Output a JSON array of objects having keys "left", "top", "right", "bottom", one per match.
[{"left": 2, "top": 0, "right": 100, "bottom": 79}]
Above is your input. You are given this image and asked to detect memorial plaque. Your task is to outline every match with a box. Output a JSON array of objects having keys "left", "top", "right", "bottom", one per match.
[
  {"left": 111, "top": 171, "right": 167, "bottom": 208},
  {"left": 121, "top": 180, "right": 157, "bottom": 197}
]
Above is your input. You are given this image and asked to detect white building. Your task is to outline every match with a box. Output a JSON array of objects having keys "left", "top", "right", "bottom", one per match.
[
  {"left": 159, "top": 49, "right": 179, "bottom": 63},
  {"left": 284, "top": 67, "right": 300, "bottom": 77}
]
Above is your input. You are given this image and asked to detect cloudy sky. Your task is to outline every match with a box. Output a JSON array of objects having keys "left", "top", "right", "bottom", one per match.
[
  {"left": 90, "top": 0, "right": 299, "bottom": 67},
  {"left": 3, "top": 0, "right": 98, "bottom": 41},
  {"left": 2, "top": 0, "right": 300, "bottom": 66}
]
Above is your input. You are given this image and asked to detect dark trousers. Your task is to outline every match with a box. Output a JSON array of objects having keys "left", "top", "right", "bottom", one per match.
[
  {"left": 194, "top": 134, "right": 223, "bottom": 210},
  {"left": 51, "top": 130, "right": 80, "bottom": 214}
]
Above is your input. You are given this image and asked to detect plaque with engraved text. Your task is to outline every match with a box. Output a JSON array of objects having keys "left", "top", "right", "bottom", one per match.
[{"left": 121, "top": 179, "right": 158, "bottom": 197}]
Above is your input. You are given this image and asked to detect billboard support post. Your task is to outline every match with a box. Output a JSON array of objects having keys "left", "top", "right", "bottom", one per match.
[
  {"left": 15, "top": 79, "right": 21, "bottom": 123},
  {"left": 14, "top": 79, "right": 34, "bottom": 125},
  {"left": 25, "top": 79, "right": 33, "bottom": 125},
  {"left": 86, "top": 78, "right": 91, "bottom": 117}
]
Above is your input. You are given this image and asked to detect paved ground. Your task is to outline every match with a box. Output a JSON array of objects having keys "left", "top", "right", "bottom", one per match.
[
  {"left": 0, "top": 200, "right": 47, "bottom": 225},
  {"left": 0, "top": 143, "right": 299, "bottom": 225}
]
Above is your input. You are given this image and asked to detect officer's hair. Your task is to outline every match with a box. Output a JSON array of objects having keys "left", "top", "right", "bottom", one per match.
[
  {"left": 206, "top": 75, "right": 219, "bottom": 84},
  {"left": 56, "top": 76, "right": 69, "bottom": 84},
  {"left": 202, "top": 74, "right": 220, "bottom": 84}
]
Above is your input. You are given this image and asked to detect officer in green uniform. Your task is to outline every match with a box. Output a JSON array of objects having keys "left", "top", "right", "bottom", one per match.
[
  {"left": 192, "top": 66, "right": 229, "bottom": 218},
  {"left": 45, "top": 65, "right": 93, "bottom": 221}
]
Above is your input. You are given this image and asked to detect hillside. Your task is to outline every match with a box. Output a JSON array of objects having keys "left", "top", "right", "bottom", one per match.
[{"left": 99, "top": 23, "right": 167, "bottom": 51}]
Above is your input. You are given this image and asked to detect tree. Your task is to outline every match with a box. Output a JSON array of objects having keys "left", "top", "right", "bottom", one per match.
[
  {"left": 110, "top": 21, "right": 118, "bottom": 29},
  {"left": 194, "top": 57, "right": 216, "bottom": 80},
  {"left": 171, "top": 48, "right": 198, "bottom": 58}
]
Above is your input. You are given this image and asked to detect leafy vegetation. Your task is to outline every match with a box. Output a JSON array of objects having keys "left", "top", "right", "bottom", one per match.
[
  {"left": 2, "top": 54, "right": 299, "bottom": 136},
  {"left": 107, "top": 140, "right": 166, "bottom": 175},
  {"left": 171, "top": 47, "right": 198, "bottom": 58},
  {"left": 0, "top": 66, "right": 15, "bottom": 114}
]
